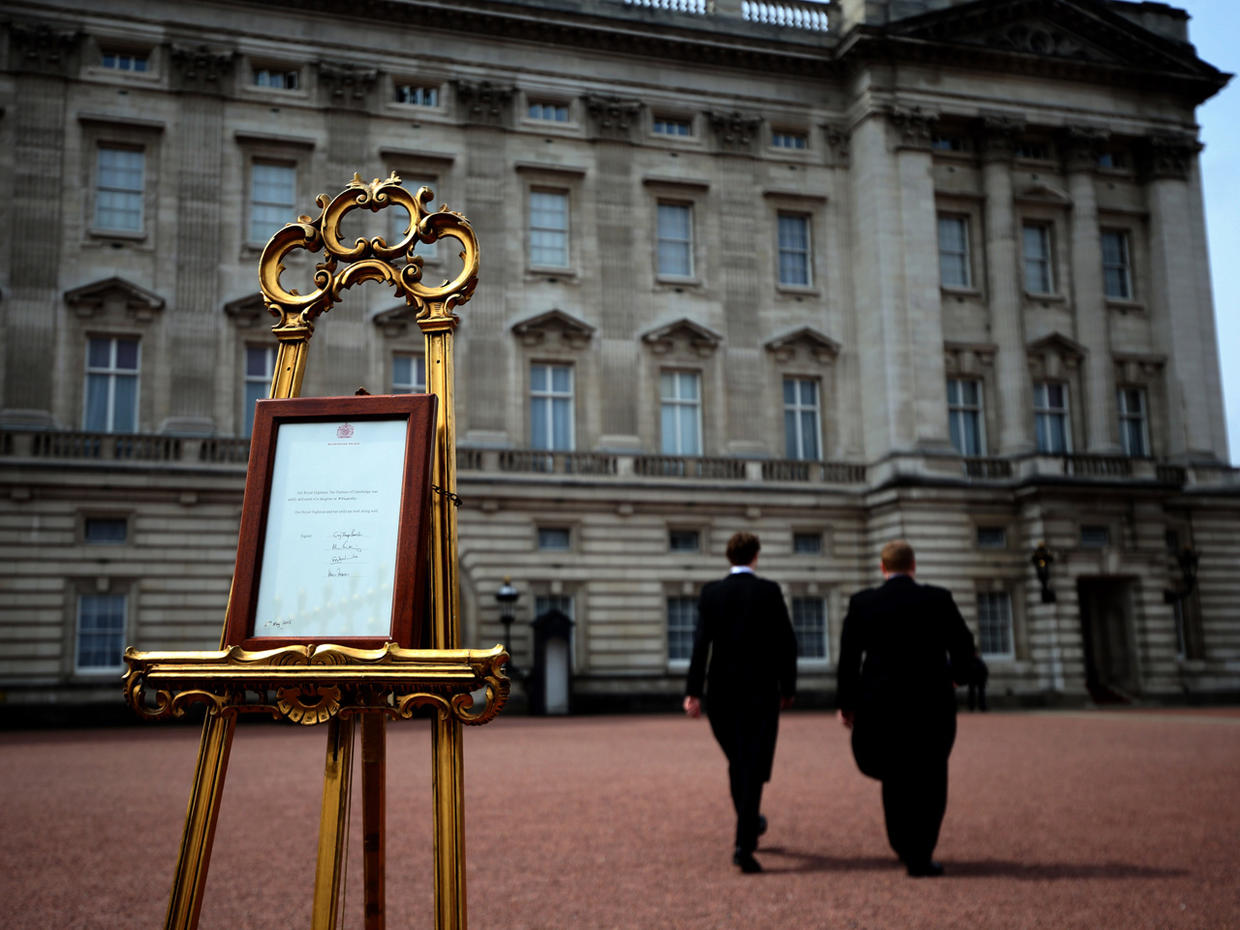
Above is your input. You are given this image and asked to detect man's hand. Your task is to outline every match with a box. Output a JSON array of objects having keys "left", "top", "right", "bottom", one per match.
[
  {"left": 683, "top": 695, "right": 702, "bottom": 718},
  {"left": 780, "top": 696, "right": 795, "bottom": 710},
  {"left": 838, "top": 709, "right": 854, "bottom": 730}
]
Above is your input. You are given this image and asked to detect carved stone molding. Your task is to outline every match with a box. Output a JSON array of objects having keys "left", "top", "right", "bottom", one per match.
[
  {"left": 452, "top": 80, "right": 515, "bottom": 128},
  {"left": 888, "top": 105, "right": 937, "bottom": 152},
  {"left": 223, "top": 292, "right": 270, "bottom": 329},
  {"left": 979, "top": 114, "right": 1025, "bottom": 164},
  {"left": 1027, "top": 332, "right": 1086, "bottom": 380},
  {"left": 317, "top": 61, "right": 378, "bottom": 106},
  {"left": 819, "top": 123, "right": 850, "bottom": 169},
  {"left": 641, "top": 318, "right": 722, "bottom": 357},
  {"left": 511, "top": 309, "right": 595, "bottom": 349},
  {"left": 64, "top": 277, "right": 165, "bottom": 323},
  {"left": 764, "top": 327, "right": 840, "bottom": 365},
  {"left": 372, "top": 304, "right": 417, "bottom": 338},
  {"left": 9, "top": 20, "right": 83, "bottom": 76},
  {"left": 1114, "top": 352, "right": 1166, "bottom": 383},
  {"left": 1062, "top": 126, "right": 1110, "bottom": 173},
  {"left": 168, "top": 44, "right": 236, "bottom": 94},
  {"left": 1143, "top": 133, "right": 1201, "bottom": 181},
  {"left": 583, "top": 94, "right": 644, "bottom": 142},
  {"left": 706, "top": 110, "right": 763, "bottom": 155},
  {"left": 944, "top": 341, "right": 997, "bottom": 376}
]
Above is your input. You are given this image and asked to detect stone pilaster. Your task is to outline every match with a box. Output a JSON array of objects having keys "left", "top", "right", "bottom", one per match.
[
  {"left": 848, "top": 109, "right": 949, "bottom": 458},
  {"left": 2, "top": 23, "right": 82, "bottom": 424},
  {"left": 595, "top": 143, "right": 639, "bottom": 444},
  {"left": 981, "top": 116, "right": 1033, "bottom": 455},
  {"left": 1063, "top": 126, "right": 1118, "bottom": 453},
  {"left": 1142, "top": 133, "right": 1219, "bottom": 460},
  {"left": 720, "top": 159, "right": 762, "bottom": 453}
]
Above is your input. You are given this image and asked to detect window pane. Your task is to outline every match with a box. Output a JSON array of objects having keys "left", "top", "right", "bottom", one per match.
[
  {"left": 657, "top": 203, "right": 692, "bottom": 277},
  {"left": 84, "top": 517, "right": 128, "bottom": 543},
  {"left": 791, "top": 597, "right": 827, "bottom": 659},
  {"left": 111, "top": 375, "right": 137, "bottom": 432},
  {"left": 678, "top": 405, "right": 701, "bottom": 455},
  {"left": 84, "top": 374, "right": 109, "bottom": 431},
  {"left": 77, "top": 594, "right": 126, "bottom": 670},
  {"left": 667, "top": 597, "right": 698, "bottom": 662},
  {"left": 977, "top": 592, "right": 1013, "bottom": 657}
]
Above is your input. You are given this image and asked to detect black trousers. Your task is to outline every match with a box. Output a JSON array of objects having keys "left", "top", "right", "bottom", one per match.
[
  {"left": 880, "top": 758, "right": 949, "bottom": 866},
  {"left": 707, "top": 695, "right": 779, "bottom": 853}
]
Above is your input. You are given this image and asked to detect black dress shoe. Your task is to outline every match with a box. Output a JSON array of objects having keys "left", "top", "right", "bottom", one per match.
[
  {"left": 906, "top": 860, "right": 944, "bottom": 877},
  {"left": 757, "top": 814, "right": 768, "bottom": 837},
  {"left": 732, "top": 849, "right": 763, "bottom": 874}
]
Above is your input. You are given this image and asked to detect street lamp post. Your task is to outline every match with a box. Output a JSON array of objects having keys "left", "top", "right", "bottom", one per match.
[{"left": 496, "top": 577, "right": 521, "bottom": 678}]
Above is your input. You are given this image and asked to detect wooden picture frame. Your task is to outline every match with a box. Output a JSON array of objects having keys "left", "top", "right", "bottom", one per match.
[{"left": 224, "top": 393, "right": 438, "bottom": 650}]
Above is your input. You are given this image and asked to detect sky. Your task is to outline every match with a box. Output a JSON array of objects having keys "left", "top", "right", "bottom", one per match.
[{"left": 1182, "top": 0, "right": 1240, "bottom": 463}]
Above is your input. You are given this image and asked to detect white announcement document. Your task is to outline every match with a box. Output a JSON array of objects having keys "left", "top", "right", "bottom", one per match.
[{"left": 253, "top": 418, "right": 409, "bottom": 639}]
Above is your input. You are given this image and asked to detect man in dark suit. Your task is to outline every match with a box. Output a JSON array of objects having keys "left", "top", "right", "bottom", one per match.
[
  {"left": 837, "top": 539, "right": 980, "bottom": 877},
  {"left": 684, "top": 532, "right": 797, "bottom": 874}
]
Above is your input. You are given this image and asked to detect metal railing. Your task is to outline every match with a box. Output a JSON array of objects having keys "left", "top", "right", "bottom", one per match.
[
  {"left": 621, "top": 0, "right": 831, "bottom": 31},
  {"left": 963, "top": 457, "right": 1014, "bottom": 479},
  {"left": 1062, "top": 454, "right": 1133, "bottom": 477}
]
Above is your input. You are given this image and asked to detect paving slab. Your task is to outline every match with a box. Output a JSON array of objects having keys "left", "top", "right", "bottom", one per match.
[{"left": 1, "top": 708, "right": 1237, "bottom": 929}]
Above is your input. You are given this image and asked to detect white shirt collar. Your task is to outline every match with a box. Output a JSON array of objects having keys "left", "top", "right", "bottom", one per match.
[{"left": 729, "top": 565, "right": 755, "bottom": 575}]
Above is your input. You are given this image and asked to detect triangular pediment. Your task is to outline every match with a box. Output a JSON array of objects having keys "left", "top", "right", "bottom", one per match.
[
  {"left": 640, "top": 318, "right": 722, "bottom": 356},
  {"left": 765, "top": 326, "right": 840, "bottom": 363},
  {"left": 223, "top": 292, "right": 272, "bottom": 329},
  {"left": 884, "top": 0, "right": 1228, "bottom": 102},
  {"left": 511, "top": 309, "right": 595, "bottom": 348},
  {"left": 64, "top": 276, "right": 165, "bottom": 321},
  {"left": 371, "top": 303, "right": 419, "bottom": 338},
  {"left": 1028, "top": 331, "right": 1085, "bottom": 359},
  {"left": 1016, "top": 180, "right": 1071, "bottom": 205}
]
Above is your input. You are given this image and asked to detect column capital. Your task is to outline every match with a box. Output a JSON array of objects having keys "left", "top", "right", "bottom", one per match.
[
  {"left": 887, "top": 105, "right": 937, "bottom": 152},
  {"left": 1062, "top": 126, "right": 1110, "bottom": 173},
  {"left": 1142, "top": 132, "right": 1201, "bottom": 181},
  {"left": 819, "top": 122, "right": 851, "bottom": 169},
  {"left": 8, "top": 19, "right": 83, "bottom": 78},
  {"left": 582, "top": 94, "right": 644, "bottom": 142},
  {"left": 316, "top": 61, "right": 378, "bottom": 108},
  {"left": 978, "top": 114, "right": 1024, "bottom": 163},
  {"left": 168, "top": 44, "right": 236, "bottom": 95},
  {"left": 706, "top": 110, "right": 763, "bottom": 155},
  {"left": 452, "top": 79, "right": 515, "bottom": 129}
]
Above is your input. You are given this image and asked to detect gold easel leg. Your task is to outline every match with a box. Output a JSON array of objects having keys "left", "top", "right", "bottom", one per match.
[
  {"left": 432, "top": 714, "right": 466, "bottom": 930},
  {"left": 361, "top": 712, "right": 386, "bottom": 930},
  {"left": 164, "top": 712, "right": 237, "bottom": 930},
  {"left": 312, "top": 715, "right": 356, "bottom": 930}
]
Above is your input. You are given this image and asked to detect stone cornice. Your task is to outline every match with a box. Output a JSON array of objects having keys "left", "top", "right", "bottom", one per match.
[
  {"left": 65, "top": 276, "right": 165, "bottom": 322},
  {"left": 8, "top": 19, "right": 83, "bottom": 77}
]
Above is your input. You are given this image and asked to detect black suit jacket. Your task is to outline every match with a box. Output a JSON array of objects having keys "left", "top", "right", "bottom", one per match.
[
  {"left": 836, "top": 575, "right": 977, "bottom": 778},
  {"left": 685, "top": 571, "right": 797, "bottom": 704}
]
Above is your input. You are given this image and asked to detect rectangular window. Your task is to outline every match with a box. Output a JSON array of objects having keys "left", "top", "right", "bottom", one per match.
[
  {"left": 537, "top": 527, "right": 572, "bottom": 550},
  {"left": 777, "top": 213, "right": 812, "bottom": 287},
  {"left": 1033, "top": 381, "right": 1071, "bottom": 454},
  {"left": 95, "top": 146, "right": 145, "bottom": 232},
  {"left": 1080, "top": 525, "right": 1111, "bottom": 548},
  {"left": 932, "top": 135, "right": 966, "bottom": 153},
  {"left": 392, "top": 353, "right": 426, "bottom": 394},
  {"left": 84, "top": 336, "right": 139, "bottom": 433},
  {"left": 534, "top": 594, "right": 574, "bottom": 619},
  {"left": 793, "top": 532, "right": 822, "bottom": 554},
  {"left": 976, "top": 526, "right": 1007, "bottom": 550},
  {"left": 1118, "top": 387, "right": 1149, "bottom": 456},
  {"left": 660, "top": 370, "right": 702, "bottom": 456},
  {"left": 76, "top": 593, "right": 126, "bottom": 671},
  {"left": 529, "top": 102, "right": 569, "bottom": 122},
  {"left": 783, "top": 377, "right": 821, "bottom": 461},
  {"left": 529, "top": 189, "right": 570, "bottom": 268},
  {"left": 253, "top": 68, "right": 299, "bottom": 90},
  {"left": 1022, "top": 223, "right": 1054, "bottom": 294},
  {"left": 395, "top": 84, "right": 439, "bottom": 106},
  {"left": 656, "top": 202, "right": 693, "bottom": 278},
  {"left": 84, "top": 517, "right": 128, "bottom": 544},
  {"left": 1097, "top": 150, "right": 1129, "bottom": 170},
  {"left": 937, "top": 215, "right": 971, "bottom": 289},
  {"left": 946, "top": 378, "right": 984, "bottom": 456},
  {"left": 977, "top": 591, "right": 1014, "bottom": 659},
  {"left": 772, "top": 130, "right": 808, "bottom": 150},
  {"left": 101, "top": 51, "right": 148, "bottom": 72},
  {"left": 389, "top": 177, "right": 438, "bottom": 260},
  {"left": 669, "top": 529, "right": 700, "bottom": 552},
  {"left": 1101, "top": 230, "right": 1132, "bottom": 300},
  {"left": 791, "top": 596, "right": 828, "bottom": 660},
  {"left": 242, "top": 345, "right": 276, "bottom": 438},
  {"left": 530, "top": 363, "right": 574, "bottom": 451},
  {"left": 653, "top": 117, "right": 691, "bottom": 137},
  {"left": 1016, "top": 141, "right": 1052, "bottom": 161},
  {"left": 249, "top": 160, "right": 296, "bottom": 244},
  {"left": 667, "top": 596, "right": 698, "bottom": 663}
]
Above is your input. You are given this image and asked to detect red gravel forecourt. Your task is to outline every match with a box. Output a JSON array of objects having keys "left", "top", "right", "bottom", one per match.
[{"left": 1, "top": 707, "right": 1238, "bottom": 929}]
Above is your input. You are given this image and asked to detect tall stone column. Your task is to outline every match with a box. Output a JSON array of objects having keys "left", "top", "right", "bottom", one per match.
[
  {"left": 848, "top": 106, "right": 949, "bottom": 458},
  {"left": 1, "top": 23, "right": 82, "bottom": 426},
  {"left": 1144, "top": 133, "right": 1222, "bottom": 461},
  {"left": 1064, "top": 127, "right": 1118, "bottom": 453},
  {"left": 980, "top": 117, "right": 1032, "bottom": 455}
]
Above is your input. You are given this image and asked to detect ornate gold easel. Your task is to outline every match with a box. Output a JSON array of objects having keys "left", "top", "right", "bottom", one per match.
[{"left": 124, "top": 174, "right": 504, "bottom": 929}]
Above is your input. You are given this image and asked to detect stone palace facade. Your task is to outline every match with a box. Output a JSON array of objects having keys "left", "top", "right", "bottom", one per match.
[{"left": 1, "top": 0, "right": 1237, "bottom": 713}]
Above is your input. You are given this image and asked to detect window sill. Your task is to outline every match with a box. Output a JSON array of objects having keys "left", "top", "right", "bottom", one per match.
[
  {"left": 1106, "top": 299, "right": 1145, "bottom": 313},
  {"left": 1023, "top": 291, "right": 1066, "bottom": 303},
  {"left": 655, "top": 275, "right": 702, "bottom": 289},
  {"left": 89, "top": 227, "right": 147, "bottom": 242},
  {"left": 527, "top": 265, "right": 578, "bottom": 281},
  {"left": 941, "top": 286, "right": 982, "bottom": 299},
  {"left": 240, "top": 85, "right": 310, "bottom": 103},
  {"left": 776, "top": 284, "right": 821, "bottom": 298}
]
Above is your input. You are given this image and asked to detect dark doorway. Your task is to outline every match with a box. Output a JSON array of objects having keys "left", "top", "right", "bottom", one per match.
[{"left": 1077, "top": 578, "right": 1139, "bottom": 702}]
